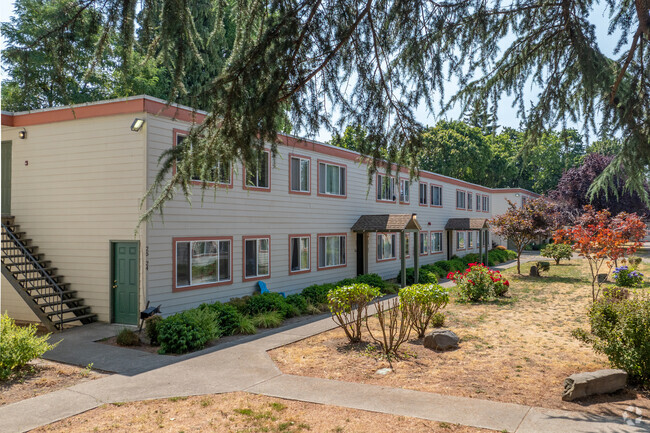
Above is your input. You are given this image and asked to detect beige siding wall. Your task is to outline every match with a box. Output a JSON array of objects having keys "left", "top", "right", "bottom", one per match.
[
  {"left": 1, "top": 115, "right": 147, "bottom": 322},
  {"left": 490, "top": 191, "right": 535, "bottom": 247},
  {"left": 144, "top": 118, "right": 496, "bottom": 315}
]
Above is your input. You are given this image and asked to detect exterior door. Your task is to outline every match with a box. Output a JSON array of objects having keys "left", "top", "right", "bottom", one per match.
[
  {"left": 447, "top": 230, "right": 453, "bottom": 260},
  {"left": 356, "top": 233, "right": 365, "bottom": 276},
  {"left": 2, "top": 141, "right": 11, "bottom": 216},
  {"left": 112, "top": 241, "right": 139, "bottom": 325}
]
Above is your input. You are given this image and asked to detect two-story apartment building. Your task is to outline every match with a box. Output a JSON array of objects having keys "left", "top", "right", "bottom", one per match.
[{"left": 0, "top": 96, "right": 537, "bottom": 329}]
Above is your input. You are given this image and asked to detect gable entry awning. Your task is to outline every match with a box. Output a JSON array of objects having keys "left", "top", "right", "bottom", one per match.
[
  {"left": 445, "top": 218, "right": 490, "bottom": 267},
  {"left": 352, "top": 214, "right": 422, "bottom": 287}
]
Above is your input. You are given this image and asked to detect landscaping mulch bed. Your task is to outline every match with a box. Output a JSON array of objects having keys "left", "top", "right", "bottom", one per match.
[
  {"left": 0, "top": 358, "right": 108, "bottom": 406},
  {"left": 30, "top": 391, "right": 489, "bottom": 433},
  {"left": 270, "top": 259, "right": 650, "bottom": 417}
]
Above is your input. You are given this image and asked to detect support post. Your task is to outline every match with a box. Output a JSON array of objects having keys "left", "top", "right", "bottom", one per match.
[
  {"left": 400, "top": 231, "right": 406, "bottom": 287},
  {"left": 413, "top": 231, "right": 419, "bottom": 284}
]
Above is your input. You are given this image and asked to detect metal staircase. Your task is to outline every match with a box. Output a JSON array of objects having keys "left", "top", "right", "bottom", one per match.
[{"left": 1, "top": 216, "right": 97, "bottom": 332}]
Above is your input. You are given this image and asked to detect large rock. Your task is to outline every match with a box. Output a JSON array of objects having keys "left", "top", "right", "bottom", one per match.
[
  {"left": 423, "top": 330, "right": 459, "bottom": 351},
  {"left": 562, "top": 369, "right": 627, "bottom": 401}
]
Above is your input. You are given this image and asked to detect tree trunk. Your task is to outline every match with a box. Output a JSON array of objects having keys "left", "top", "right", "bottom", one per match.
[{"left": 517, "top": 247, "right": 523, "bottom": 274}]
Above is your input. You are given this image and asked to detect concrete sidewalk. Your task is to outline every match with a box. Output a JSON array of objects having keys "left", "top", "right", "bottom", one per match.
[{"left": 3, "top": 254, "right": 646, "bottom": 433}]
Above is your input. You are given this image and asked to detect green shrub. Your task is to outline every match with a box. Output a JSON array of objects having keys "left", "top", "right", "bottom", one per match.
[
  {"left": 381, "top": 282, "right": 399, "bottom": 295},
  {"left": 200, "top": 302, "right": 244, "bottom": 336},
  {"left": 144, "top": 315, "right": 163, "bottom": 345},
  {"left": 628, "top": 256, "right": 643, "bottom": 269},
  {"left": 396, "top": 267, "right": 415, "bottom": 285},
  {"left": 336, "top": 278, "right": 358, "bottom": 288},
  {"left": 448, "top": 258, "right": 465, "bottom": 272},
  {"left": 540, "top": 243, "right": 573, "bottom": 265},
  {"left": 158, "top": 309, "right": 220, "bottom": 354},
  {"left": 305, "top": 302, "right": 323, "bottom": 315},
  {"left": 251, "top": 311, "right": 284, "bottom": 328},
  {"left": 233, "top": 315, "right": 257, "bottom": 335},
  {"left": 399, "top": 284, "right": 449, "bottom": 338},
  {"left": 536, "top": 261, "right": 551, "bottom": 274},
  {"left": 285, "top": 294, "right": 308, "bottom": 314},
  {"left": 613, "top": 266, "right": 644, "bottom": 288},
  {"left": 419, "top": 269, "right": 439, "bottom": 284},
  {"left": 587, "top": 293, "right": 650, "bottom": 385},
  {"left": 228, "top": 296, "right": 251, "bottom": 314},
  {"left": 301, "top": 283, "right": 335, "bottom": 305},
  {"left": 243, "top": 293, "right": 293, "bottom": 318},
  {"left": 0, "top": 314, "right": 57, "bottom": 380},
  {"left": 355, "top": 273, "right": 387, "bottom": 291},
  {"left": 435, "top": 261, "right": 452, "bottom": 273},
  {"left": 430, "top": 312, "right": 445, "bottom": 328},
  {"left": 116, "top": 328, "right": 140, "bottom": 346},
  {"left": 328, "top": 283, "right": 380, "bottom": 343},
  {"left": 462, "top": 253, "right": 480, "bottom": 265}
]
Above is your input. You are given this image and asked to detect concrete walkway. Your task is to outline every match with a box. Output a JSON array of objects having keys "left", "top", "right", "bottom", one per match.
[{"left": 2, "top": 255, "right": 647, "bottom": 433}]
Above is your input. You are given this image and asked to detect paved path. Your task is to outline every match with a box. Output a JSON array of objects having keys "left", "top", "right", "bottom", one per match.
[{"left": 2, "top": 255, "right": 647, "bottom": 433}]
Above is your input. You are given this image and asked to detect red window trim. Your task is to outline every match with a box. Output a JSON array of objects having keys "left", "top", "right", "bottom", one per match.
[
  {"left": 316, "top": 159, "right": 348, "bottom": 199},
  {"left": 288, "top": 153, "right": 311, "bottom": 196},
  {"left": 376, "top": 232, "right": 398, "bottom": 262},
  {"left": 398, "top": 178, "right": 411, "bottom": 205},
  {"left": 172, "top": 129, "right": 233, "bottom": 188},
  {"left": 242, "top": 235, "right": 272, "bottom": 282},
  {"left": 288, "top": 234, "right": 312, "bottom": 275},
  {"left": 455, "top": 189, "right": 467, "bottom": 210},
  {"left": 430, "top": 230, "right": 444, "bottom": 255},
  {"left": 419, "top": 230, "right": 429, "bottom": 256},
  {"left": 376, "top": 173, "right": 397, "bottom": 203},
  {"left": 172, "top": 236, "right": 234, "bottom": 293},
  {"left": 467, "top": 191, "right": 474, "bottom": 211},
  {"left": 242, "top": 149, "right": 272, "bottom": 192},
  {"left": 429, "top": 183, "right": 443, "bottom": 208},
  {"left": 456, "top": 231, "right": 466, "bottom": 251},
  {"left": 316, "top": 232, "right": 348, "bottom": 270},
  {"left": 418, "top": 182, "right": 429, "bottom": 207}
]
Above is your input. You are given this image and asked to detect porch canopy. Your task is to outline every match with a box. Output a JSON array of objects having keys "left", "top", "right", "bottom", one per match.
[
  {"left": 445, "top": 218, "right": 490, "bottom": 265},
  {"left": 352, "top": 214, "right": 422, "bottom": 287}
]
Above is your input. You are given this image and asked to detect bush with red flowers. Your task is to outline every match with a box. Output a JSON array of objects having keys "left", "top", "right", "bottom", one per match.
[{"left": 447, "top": 263, "right": 509, "bottom": 302}]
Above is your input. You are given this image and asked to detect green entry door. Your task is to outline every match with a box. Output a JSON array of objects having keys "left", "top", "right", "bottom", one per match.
[
  {"left": 2, "top": 141, "right": 11, "bottom": 215},
  {"left": 112, "top": 242, "right": 139, "bottom": 325}
]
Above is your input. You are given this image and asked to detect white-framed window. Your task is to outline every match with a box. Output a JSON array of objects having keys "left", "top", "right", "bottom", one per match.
[
  {"left": 430, "top": 185, "right": 442, "bottom": 206},
  {"left": 477, "top": 230, "right": 482, "bottom": 248},
  {"left": 467, "top": 192, "right": 473, "bottom": 210},
  {"left": 290, "top": 236, "right": 310, "bottom": 272},
  {"left": 456, "top": 190, "right": 466, "bottom": 209},
  {"left": 244, "top": 237, "right": 270, "bottom": 278},
  {"left": 318, "top": 162, "right": 346, "bottom": 196},
  {"left": 175, "top": 238, "right": 231, "bottom": 289},
  {"left": 318, "top": 235, "right": 346, "bottom": 268},
  {"left": 482, "top": 195, "right": 489, "bottom": 212},
  {"left": 400, "top": 179, "right": 410, "bottom": 203},
  {"left": 176, "top": 133, "right": 231, "bottom": 184},
  {"left": 476, "top": 194, "right": 481, "bottom": 211},
  {"left": 245, "top": 150, "right": 270, "bottom": 188},
  {"left": 405, "top": 233, "right": 411, "bottom": 257},
  {"left": 431, "top": 232, "right": 443, "bottom": 253},
  {"left": 419, "top": 183, "right": 428, "bottom": 205},
  {"left": 456, "top": 231, "right": 466, "bottom": 250},
  {"left": 468, "top": 231, "right": 474, "bottom": 248},
  {"left": 290, "top": 156, "right": 310, "bottom": 193},
  {"left": 377, "top": 233, "right": 397, "bottom": 261},
  {"left": 419, "top": 232, "right": 429, "bottom": 255},
  {"left": 377, "top": 174, "right": 396, "bottom": 201}
]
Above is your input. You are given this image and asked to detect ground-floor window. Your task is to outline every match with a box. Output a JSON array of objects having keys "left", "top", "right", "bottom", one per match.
[
  {"left": 318, "top": 234, "right": 346, "bottom": 268},
  {"left": 477, "top": 230, "right": 482, "bottom": 248},
  {"left": 456, "top": 231, "right": 465, "bottom": 250},
  {"left": 430, "top": 232, "right": 442, "bottom": 253},
  {"left": 468, "top": 231, "right": 474, "bottom": 249},
  {"left": 419, "top": 231, "right": 429, "bottom": 255},
  {"left": 175, "top": 238, "right": 231, "bottom": 289},
  {"left": 290, "top": 236, "right": 310, "bottom": 273},
  {"left": 377, "top": 233, "right": 397, "bottom": 261},
  {"left": 244, "top": 237, "right": 270, "bottom": 279}
]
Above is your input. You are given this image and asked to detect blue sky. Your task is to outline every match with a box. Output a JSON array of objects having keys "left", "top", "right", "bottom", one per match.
[{"left": 0, "top": 0, "right": 620, "bottom": 141}]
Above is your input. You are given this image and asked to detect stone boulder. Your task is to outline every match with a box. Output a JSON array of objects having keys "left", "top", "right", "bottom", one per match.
[
  {"left": 562, "top": 369, "right": 627, "bottom": 401},
  {"left": 423, "top": 330, "right": 459, "bottom": 351}
]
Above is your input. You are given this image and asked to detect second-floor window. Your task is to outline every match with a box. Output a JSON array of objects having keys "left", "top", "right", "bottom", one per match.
[
  {"left": 467, "top": 192, "right": 473, "bottom": 210},
  {"left": 176, "top": 134, "right": 231, "bottom": 184},
  {"left": 482, "top": 195, "right": 489, "bottom": 212},
  {"left": 377, "top": 174, "right": 396, "bottom": 201},
  {"left": 290, "top": 156, "right": 310, "bottom": 193},
  {"left": 419, "top": 183, "right": 428, "bottom": 205},
  {"left": 400, "top": 179, "right": 410, "bottom": 203},
  {"left": 476, "top": 194, "right": 481, "bottom": 211},
  {"left": 318, "top": 162, "right": 346, "bottom": 196},
  {"left": 431, "top": 185, "right": 442, "bottom": 206},
  {"left": 246, "top": 151, "right": 270, "bottom": 189},
  {"left": 377, "top": 233, "right": 397, "bottom": 260},
  {"left": 456, "top": 190, "right": 466, "bottom": 209}
]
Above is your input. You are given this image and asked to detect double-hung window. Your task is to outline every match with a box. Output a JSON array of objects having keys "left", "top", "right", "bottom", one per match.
[
  {"left": 468, "top": 231, "right": 474, "bottom": 249},
  {"left": 175, "top": 238, "right": 231, "bottom": 289},
  {"left": 430, "top": 185, "right": 442, "bottom": 206},
  {"left": 318, "top": 162, "right": 346, "bottom": 196},
  {"left": 482, "top": 195, "right": 489, "bottom": 212},
  {"left": 176, "top": 133, "right": 231, "bottom": 185},
  {"left": 456, "top": 190, "right": 466, "bottom": 209},
  {"left": 456, "top": 231, "right": 466, "bottom": 250},
  {"left": 377, "top": 233, "right": 397, "bottom": 261},
  {"left": 244, "top": 237, "right": 270, "bottom": 278},
  {"left": 477, "top": 230, "right": 482, "bottom": 248},
  {"left": 377, "top": 174, "right": 396, "bottom": 201},
  {"left": 245, "top": 150, "right": 270, "bottom": 189},
  {"left": 430, "top": 232, "right": 442, "bottom": 253},
  {"left": 419, "top": 183, "right": 428, "bottom": 205},
  {"left": 419, "top": 232, "right": 429, "bottom": 255},
  {"left": 290, "top": 236, "right": 310, "bottom": 272},
  {"left": 318, "top": 235, "right": 346, "bottom": 268},
  {"left": 399, "top": 179, "right": 410, "bottom": 203},
  {"left": 476, "top": 194, "right": 481, "bottom": 212},
  {"left": 290, "top": 156, "right": 310, "bottom": 193},
  {"left": 467, "top": 192, "right": 473, "bottom": 210},
  {"left": 405, "top": 233, "right": 411, "bottom": 257}
]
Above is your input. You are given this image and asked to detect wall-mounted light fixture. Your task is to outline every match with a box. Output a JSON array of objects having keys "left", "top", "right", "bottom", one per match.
[
  {"left": 18, "top": 129, "right": 27, "bottom": 139},
  {"left": 514, "top": 193, "right": 520, "bottom": 197},
  {"left": 130, "top": 118, "right": 145, "bottom": 132}
]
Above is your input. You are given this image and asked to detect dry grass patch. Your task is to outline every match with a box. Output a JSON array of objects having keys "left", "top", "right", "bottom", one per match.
[
  {"left": 0, "top": 359, "right": 107, "bottom": 406},
  {"left": 270, "top": 259, "right": 650, "bottom": 416},
  {"left": 31, "top": 391, "right": 488, "bottom": 433}
]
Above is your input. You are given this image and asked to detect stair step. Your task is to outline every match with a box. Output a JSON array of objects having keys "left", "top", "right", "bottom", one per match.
[
  {"left": 55, "top": 313, "right": 97, "bottom": 326},
  {"left": 45, "top": 305, "right": 90, "bottom": 316},
  {"left": 39, "top": 297, "right": 83, "bottom": 307},
  {"left": 2, "top": 252, "right": 44, "bottom": 260},
  {"left": 31, "top": 290, "right": 77, "bottom": 300},
  {"left": 5, "top": 230, "right": 26, "bottom": 238},
  {"left": 17, "top": 275, "right": 64, "bottom": 283},
  {"left": 2, "top": 238, "right": 31, "bottom": 244},
  {"left": 4, "top": 259, "right": 52, "bottom": 268}
]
